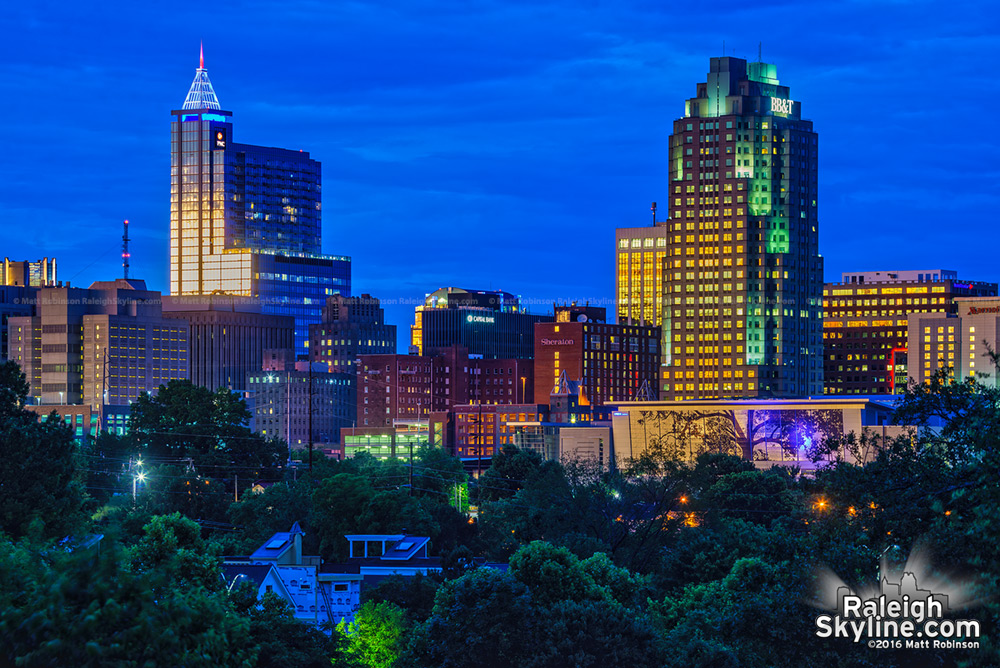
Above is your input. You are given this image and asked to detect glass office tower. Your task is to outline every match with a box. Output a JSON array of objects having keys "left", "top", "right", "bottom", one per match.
[
  {"left": 661, "top": 57, "right": 823, "bottom": 400},
  {"left": 170, "top": 52, "right": 350, "bottom": 352}
]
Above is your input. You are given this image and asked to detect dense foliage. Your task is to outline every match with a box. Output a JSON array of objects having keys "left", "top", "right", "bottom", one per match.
[{"left": 0, "top": 359, "right": 999, "bottom": 666}]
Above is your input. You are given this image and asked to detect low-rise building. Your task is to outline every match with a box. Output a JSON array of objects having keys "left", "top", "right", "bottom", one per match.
[
  {"left": 610, "top": 397, "right": 908, "bottom": 470},
  {"left": 823, "top": 270, "right": 996, "bottom": 394},
  {"left": 224, "top": 522, "right": 361, "bottom": 626},
  {"left": 906, "top": 296, "right": 1000, "bottom": 388}
]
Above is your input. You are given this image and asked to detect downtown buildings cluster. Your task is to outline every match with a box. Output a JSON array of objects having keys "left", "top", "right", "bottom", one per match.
[{"left": 2, "top": 53, "right": 998, "bottom": 471}]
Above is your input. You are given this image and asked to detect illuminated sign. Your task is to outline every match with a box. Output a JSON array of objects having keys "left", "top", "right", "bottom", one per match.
[
  {"left": 214, "top": 128, "right": 227, "bottom": 150},
  {"left": 541, "top": 338, "right": 575, "bottom": 346},
  {"left": 968, "top": 306, "right": 1000, "bottom": 316},
  {"left": 771, "top": 97, "right": 793, "bottom": 114},
  {"left": 466, "top": 314, "right": 495, "bottom": 324}
]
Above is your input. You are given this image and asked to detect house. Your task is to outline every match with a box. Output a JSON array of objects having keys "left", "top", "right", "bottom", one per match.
[
  {"left": 320, "top": 534, "right": 442, "bottom": 589},
  {"left": 224, "top": 522, "right": 361, "bottom": 627}
]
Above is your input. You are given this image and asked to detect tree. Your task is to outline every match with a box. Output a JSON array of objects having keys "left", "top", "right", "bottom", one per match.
[
  {"left": 363, "top": 572, "right": 442, "bottom": 623},
  {"left": 312, "top": 473, "right": 376, "bottom": 560},
  {"left": 341, "top": 600, "right": 408, "bottom": 668},
  {"left": 230, "top": 584, "right": 345, "bottom": 668},
  {"left": 0, "top": 541, "right": 256, "bottom": 667},
  {"left": 409, "top": 568, "right": 537, "bottom": 668},
  {"left": 476, "top": 445, "right": 544, "bottom": 502},
  {"left": 0, "top": 361, "right": 86, "bottom": 540},
  {"left": 129, "top": 379, "right": 285, "bottom": 472},
  {"left": 125, "top": 512, "right": 221, "bottom": 590}
]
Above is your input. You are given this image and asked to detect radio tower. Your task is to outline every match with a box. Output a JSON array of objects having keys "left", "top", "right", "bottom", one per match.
[{"left": 122, "top": 219, "right": 130, "bottom": 279}]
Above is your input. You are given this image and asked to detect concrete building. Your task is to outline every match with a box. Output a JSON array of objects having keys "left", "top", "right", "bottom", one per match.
[
  {"left": 247, "top": 349, "right": 353, "bottom": 451},
  {"left": 661, "top": 56, "right": 823, "bottom": 400},
  {"left": 163, "top": 294, "right": 294, "bottom": 393},
  {"left": 1, "top": 257, "right": 57, "bottom": 287},
  {"left": 8, "top": 279, "right": 188, "bottom": 408},
  {"left": 309, "top": 294, "right": 396, "bottom": 375},
  {"left": 610, "top": 397, "right": 907, "bottom": 470},
  {"left": 823, "top": 270, "right": 996, "bottom": 394},
  {"left": 0, "top": 285, "right": 34, "bottom": 360}
]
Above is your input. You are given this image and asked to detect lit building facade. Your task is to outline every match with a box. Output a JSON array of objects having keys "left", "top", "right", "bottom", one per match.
[
  {"left": 615, "top": 226, "right": 668, "bottom": 326},
  {"left": 2, "top": 258, "right": 56, "bottom": 287},
  {"left": 309, "top": 294, "right": 397, "bottom": 374},
  {"left": 8, "top": 279, "right": 188, "bottom": 408},
  {"left": 823, "top": 270, "right": 996, "bottom": 394},
  {"left": 662, "top": 57, "right": 823, "bottom": 400},
  {"left": 906, "top": 297, "right": 1000, "bottom": 388},
  {"left": 533, "top": 307, "right": 660, "bottom": 406},
  {"left": 410, "top": 287, "right": 550, "bottom": 359},
  {"left": 163, "top": 294, "right": 295, "bottom": 393},
  {"left": 170, "top": 52, "right": 350, "bottom": 353}
]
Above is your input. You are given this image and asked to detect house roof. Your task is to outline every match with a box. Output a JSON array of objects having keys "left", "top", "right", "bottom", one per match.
[
  {"left": 250, "top": 522, "right": 304, "bottom": 561},
  {"left": 221, "top": 563, "right": 275, "bottom": 590},
  {"left": 382, "top": 536, "right": 430, "bottom": 560}
]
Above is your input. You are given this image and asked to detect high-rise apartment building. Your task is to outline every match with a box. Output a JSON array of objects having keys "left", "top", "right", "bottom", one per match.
[
  {"left": 170, "top": 50, "right": 350, "bottom": 352},
  {"left": 615, "top": 226, "right": 669, "bottom": 326},
  {"left": 823, "top": 270, "right": 996, "bottom": 394},
  {"left": 661, "top": 57, "right": 823, "bottom": 400}
]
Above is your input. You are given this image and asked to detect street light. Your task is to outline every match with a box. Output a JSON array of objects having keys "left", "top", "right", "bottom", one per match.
[{"left": 133, "top": 471, "right": 147, "bottom": 502}]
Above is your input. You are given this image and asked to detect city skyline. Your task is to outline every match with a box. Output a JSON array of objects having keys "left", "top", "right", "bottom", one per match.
[{"left": 2, "top": 1, "right": 998, "bottom": 346}]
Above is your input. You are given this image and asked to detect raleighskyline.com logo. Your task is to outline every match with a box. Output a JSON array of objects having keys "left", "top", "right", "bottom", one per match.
[{"left": 812, "top": 546, "right": 982, "bottom": 651}]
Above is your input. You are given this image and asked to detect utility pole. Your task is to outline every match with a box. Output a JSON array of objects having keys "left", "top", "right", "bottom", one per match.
[
  {"left": 476, "top": 401, "right": 483, "bottom": 477},
  {"left": 308, "top": 362, "right": 314, "bottom": 470}
]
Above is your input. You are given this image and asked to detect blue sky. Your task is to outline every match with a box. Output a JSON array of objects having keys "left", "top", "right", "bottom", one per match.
[{"left": 2, "top": 0, "right": 998, "bottom": 342}]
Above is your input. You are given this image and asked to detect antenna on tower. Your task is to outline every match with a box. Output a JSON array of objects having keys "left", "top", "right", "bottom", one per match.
[
  {"left": 651, "top": 202, "right": 657, "bottom": 226},
  {"left": 758, "top": 41, "right": 762, "bottom": 62},
  {"left": 122, "top": 219, "right": 130, "bottom": 280}
]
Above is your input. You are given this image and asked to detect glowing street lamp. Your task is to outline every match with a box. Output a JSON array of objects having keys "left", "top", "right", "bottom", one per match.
[{"left": 133, "top": 471, "right": 147, "bottom": 502}]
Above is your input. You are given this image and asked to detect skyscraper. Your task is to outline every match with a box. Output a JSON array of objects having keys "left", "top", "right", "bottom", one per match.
[
  {"left": 661, "top": 56, "right": 823, "bottom": 400},
  {"left": 615, "top": 226, "right": 669, "bottom": 327},
  {"left": 170, "top": 48, "right": 350, "bottom": 352}
]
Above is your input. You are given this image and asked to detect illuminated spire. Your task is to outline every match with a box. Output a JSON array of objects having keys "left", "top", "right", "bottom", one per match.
[
  {"left": 182, "top": 44, "right": 221, "bottom": 110},
  {"left": 200, "top": 41, "right": 204, "bottom": 69}
]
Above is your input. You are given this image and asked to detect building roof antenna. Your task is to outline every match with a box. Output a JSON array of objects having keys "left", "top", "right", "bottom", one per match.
[{"left": 122, "top": 219, "right": 130, "bottom": 280}]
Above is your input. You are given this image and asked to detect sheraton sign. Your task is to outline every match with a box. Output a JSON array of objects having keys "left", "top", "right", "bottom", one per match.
[{"left": 541, "top": 338, "right": 575, "bottom": 346}]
